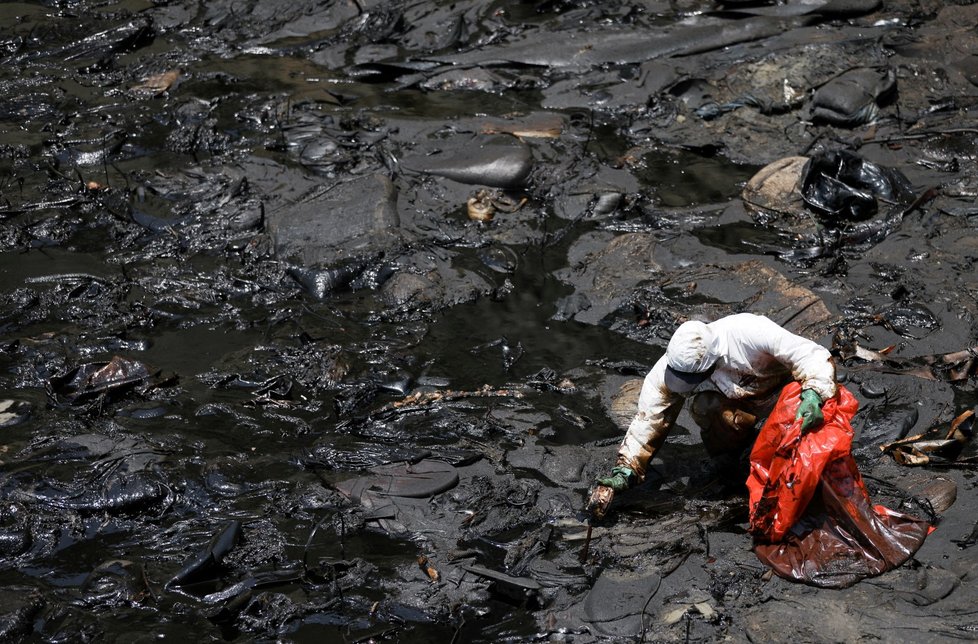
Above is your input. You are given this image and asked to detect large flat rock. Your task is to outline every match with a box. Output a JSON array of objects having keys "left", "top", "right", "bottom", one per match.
[{"left": 265, "top": 173, "right": 401, "bottom": 267}]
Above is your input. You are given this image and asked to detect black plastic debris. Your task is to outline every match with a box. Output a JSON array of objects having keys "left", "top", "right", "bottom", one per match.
[
  {"left": 800, "top": 150, "right": 914, "bottom": 221},
  {"left": 168, "top": 520, "right": 243, "bottom": 589},
  {"left": 60, "top": 473, "right": 171, "bottom": 516},
  {"left": 47, "top": 355, "right": 162, "bottom": 408},
  {"left": 0, "top": 504, "right": 31, "bottom": 557},
  {"left": 81, "top": 560, "right": 151, "bottom": 607},
  {"left": 0, "top": 599, "right": 44, "bottom": 641},
  {"left": 200, "top": 568, "right": 306, "bottom": 623},
  {"left": 61, "top": 18, "right": 157, "bottom": 74}
]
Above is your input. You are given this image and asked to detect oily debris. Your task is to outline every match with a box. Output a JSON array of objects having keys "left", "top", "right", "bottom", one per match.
[{"left": 1, "top": 0, "right": 978, "bottom": 642}]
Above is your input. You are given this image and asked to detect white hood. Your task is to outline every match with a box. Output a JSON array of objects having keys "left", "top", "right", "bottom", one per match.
[{"left": 666, "top": 320, "right": 719, "bottom": 373}]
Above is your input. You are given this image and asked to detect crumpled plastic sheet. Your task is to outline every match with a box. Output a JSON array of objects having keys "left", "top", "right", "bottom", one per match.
[
  {"left": 747, "top": 382, "right": 931, "bottom": 588},
  {"left": 47, "top": 355, "right": 153, "bottom": 405},
  {"left": 800, "top": 149, "right": 914, "bottom": 221}
]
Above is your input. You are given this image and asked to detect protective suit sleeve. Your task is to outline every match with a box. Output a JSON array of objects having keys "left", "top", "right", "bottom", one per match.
[
  {"left": 615, "top": 356, "right": 685, "bottom": 482},
  {"left": 754, "top": 315, "right": 836, "bottom": 401}
]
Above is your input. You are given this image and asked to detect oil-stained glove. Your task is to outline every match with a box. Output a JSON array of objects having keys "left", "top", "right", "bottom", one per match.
[
  {"left": 597, "top": 466, "right": 634, "bottom": 492},
  {"left": 796, "top": 388, "right": 824, "bottom": 432},
  {"left": 586, "top": 467, "right": 635, "bottom": 519}
]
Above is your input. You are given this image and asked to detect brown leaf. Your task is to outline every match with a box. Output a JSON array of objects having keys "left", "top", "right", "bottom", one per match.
[{"left": 132, "top": 70, "right": 181, "bottom": 96}]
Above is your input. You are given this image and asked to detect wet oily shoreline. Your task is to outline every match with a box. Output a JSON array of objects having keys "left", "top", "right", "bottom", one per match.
[{"left": 1, "top": 0, "right": 978, "bottom": 641}]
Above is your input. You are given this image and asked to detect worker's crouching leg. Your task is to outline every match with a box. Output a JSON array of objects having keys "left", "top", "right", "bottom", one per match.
[{"left": 690, "top": 391, "right": 761, "bottom": 458}]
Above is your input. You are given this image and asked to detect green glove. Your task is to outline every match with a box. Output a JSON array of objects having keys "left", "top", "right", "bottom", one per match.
[
  {"left": 796, "top": 388, "right": 824, "bottom": 432},
  {"left": 597, "top": 466, "right": 635, "bottom": 492}
]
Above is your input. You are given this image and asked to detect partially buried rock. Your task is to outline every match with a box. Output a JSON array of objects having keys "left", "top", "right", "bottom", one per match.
[
  {"left": 336, "top": 460, "right": 460, "bottom": 502},
  {"left": 504, "top": 437, "right": 588, "bottom": 486},
  {"left": 582, "top": 569, "right": 662, "bottom": 638},
  {"left": 378, "top": 250, "right": 494, "bottom": 312},
  {"left": 287, "top": 259, "right": 377, "bottom": 300},
  {"left": 810, "top": 67, "right": 896, "bottom": 126},
  {"left": 671, "top": 260, "right": 837, "bottom": 339},
  {"left": 742, "top": 156, "right": 808, "bottom": 220},
  {"left": 953, "top": 55, "right": 978, "bottom": 87},
  {"left": 909, "top": 476, "right": 957, "bottom": 514},
  {"left": 553, "top": 232, "right": 662, "bottom": 325},
  {"left": 265, "top": 173, "right": 401, "bottom": 267},
  {"left": 401, "top": 135, "right": 533, "bottom": 189}
]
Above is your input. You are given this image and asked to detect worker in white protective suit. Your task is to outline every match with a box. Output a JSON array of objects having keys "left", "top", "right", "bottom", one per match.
[{"left": 588, "top": 313, "right": 837, "bottom": 518}]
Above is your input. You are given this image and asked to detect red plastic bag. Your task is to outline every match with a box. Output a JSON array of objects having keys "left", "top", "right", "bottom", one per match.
[{"left": 747, "top": 382, "right": 932, "bottom": 588}]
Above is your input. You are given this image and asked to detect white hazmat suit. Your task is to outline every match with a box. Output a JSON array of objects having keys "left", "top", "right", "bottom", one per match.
[{"left": 617, "top": 313, "right": 837, "bottom": 481}]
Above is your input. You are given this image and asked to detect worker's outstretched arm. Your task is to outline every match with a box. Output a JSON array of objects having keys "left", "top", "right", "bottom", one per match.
[{"left": 588, "top": 357, "right": 683, "bottom": 518}]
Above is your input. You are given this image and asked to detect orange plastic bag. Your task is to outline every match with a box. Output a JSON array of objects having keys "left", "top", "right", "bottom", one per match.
[
  {"left": 747, "top": 382, "right": 932, "bottom": 588},
  {"left": 747, "top": 383, "right": 858, "bottom": 541}
]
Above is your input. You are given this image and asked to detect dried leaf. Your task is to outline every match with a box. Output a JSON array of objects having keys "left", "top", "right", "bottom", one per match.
[
  {"left": 132, "top": 70, "right": 181, "bottom": 96},
  {"left": 853, "top": 343, "right": 893, "bottom": 362},
  {"left": 663, "top": 606, "right": 689, "bottom": 625},
  {"left": 693, "top": 602, "right": 716, "bottom": 619},
  {"left": 946, "top": 409, "right": 976, "bottom": 441},
  {"left": 883, "top": 408, "right": 975, "bottom": 465},
  {"left": 892, "top": 448, "right": 930, "bottom": 466}
]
